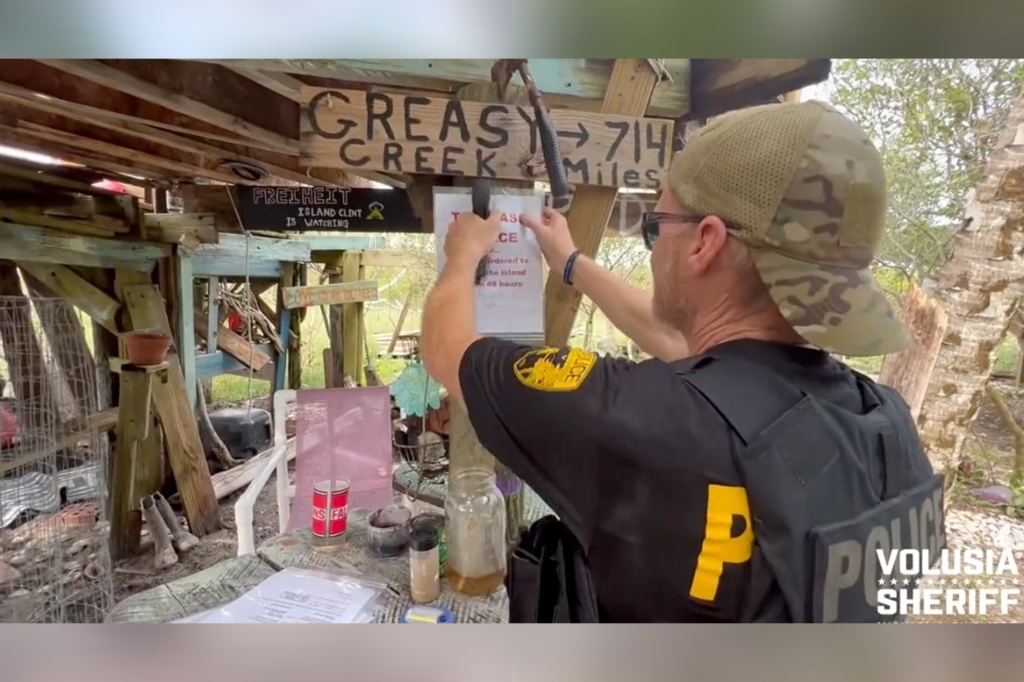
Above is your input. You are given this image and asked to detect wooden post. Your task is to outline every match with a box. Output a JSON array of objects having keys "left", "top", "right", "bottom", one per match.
[
  {"left": 288, "top": 264, "right": 304, "bottom": 390},
  {"left": 173, "top": 248, "right": 198, "bottom": 410},
  {"left": 108, "top": 363, "right": 158, "bottom": 559},
  {"left": 543, "top": 60, "right": 662, "bottom": 347},
  {"left": 437, "top": 82, "right": 538, "bottom": 545},
  {"left": 122, "top": 284, "right": 220, "bottom": 536},
  {"left": 274, "top": 263, "right": 295, "bottom": 395},
  {"left": 324, "top": 253, "right": 346, "bottom": 388},
  {"left": 342, "top": 251, "right": 366, "bottom": 385}
]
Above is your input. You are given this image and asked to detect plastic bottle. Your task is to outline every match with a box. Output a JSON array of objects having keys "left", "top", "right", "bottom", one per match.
[{"left": 409, "top": 527, "right": 441, "bottom": 603}]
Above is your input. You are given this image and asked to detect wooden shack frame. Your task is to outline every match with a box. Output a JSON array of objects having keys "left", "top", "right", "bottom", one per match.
[{"left": 0, "top": 58, "right": 831, "bottom": 560}]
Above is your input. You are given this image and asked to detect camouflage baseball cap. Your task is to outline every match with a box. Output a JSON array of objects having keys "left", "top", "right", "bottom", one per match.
[{"left": 666, "top": 99, "right": 909, "bottom": 357}]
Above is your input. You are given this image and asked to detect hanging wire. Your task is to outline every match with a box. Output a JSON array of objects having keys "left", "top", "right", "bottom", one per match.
[{"left": 224, "top": 185, "right": 256, "bottom": 420}]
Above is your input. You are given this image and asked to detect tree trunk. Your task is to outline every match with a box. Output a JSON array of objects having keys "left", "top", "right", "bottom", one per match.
[{"left": 916, "top": 85, "right": 1024, "bottom": 477}]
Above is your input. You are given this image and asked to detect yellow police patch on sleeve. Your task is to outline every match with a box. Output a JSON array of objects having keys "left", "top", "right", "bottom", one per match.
[{"left": 513, "top": 347, "right": 597, "bottom": 392}]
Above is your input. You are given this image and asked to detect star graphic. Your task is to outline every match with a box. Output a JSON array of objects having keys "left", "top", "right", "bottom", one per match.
[
  {"left": 878, "top": 578, "right": 886, "bottom": 586},
  {"left": 902, "top": 579, "right": 910, "bottom": 586},
  {"left": 890, "top": 579, "right": 898, "bottom": 586}
]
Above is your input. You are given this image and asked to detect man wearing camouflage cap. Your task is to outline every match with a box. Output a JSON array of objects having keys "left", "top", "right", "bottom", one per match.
[{"left": 421, "top": 100, "right": 942, "bottom": 622}]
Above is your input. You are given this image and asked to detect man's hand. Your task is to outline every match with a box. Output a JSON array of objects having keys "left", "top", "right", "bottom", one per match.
[
  {"left": 521, "top": 207, "right": 577, "bottom": 273},
  {"left": 444, "top": 210, "right": 502, "bottom": 270}
]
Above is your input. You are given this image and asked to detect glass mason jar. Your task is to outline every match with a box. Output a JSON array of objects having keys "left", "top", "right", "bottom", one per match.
[{"left": 444, "top": 468, "right": 507, "bottom": 597}]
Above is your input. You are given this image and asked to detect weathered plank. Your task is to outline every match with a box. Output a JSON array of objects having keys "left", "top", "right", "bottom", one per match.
[
  {"left": 0, "top": 222, "right": 167, "bottom": 271},
  {"left": 16, "top": 261, "right": 121, "bottom": 334},
  {"left": 219, "top": 59, "right": 692, "bottom": 118},
  {"left": 300, "top": 87, "right": 672, "bottom": 191},
  {"left": 122, "top": 284, "right": 220, "bottom": 537},
  {"left": 545, "top": 60, "right": 662, "bottom": 346},
  {"left": 194, "top": 314, "right": 273, "bottom": 372},
  {"left": 109, "top": 366, "right": 155, "bottom": 560},
  {"left": 280, "top": 280, "right": 378, "bottom": 309},
  {"left": 143, "top": 213, "right": 219, "bottom": 246},
  {"left": 187, "top": 233, "right": 311, "bottom": 278}
]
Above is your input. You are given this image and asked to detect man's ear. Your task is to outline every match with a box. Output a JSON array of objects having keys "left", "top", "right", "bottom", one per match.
[{"left": 690, "top": 216, "right": 730, "bottom": 272}]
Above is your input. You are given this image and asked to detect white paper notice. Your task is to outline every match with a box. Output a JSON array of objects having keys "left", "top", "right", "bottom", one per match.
[
  {"left": 433, "top": 188, "right": 546, "bottom": 342},
  {"left": 187, "top": 568, "right": 379, "bottom": 624}
]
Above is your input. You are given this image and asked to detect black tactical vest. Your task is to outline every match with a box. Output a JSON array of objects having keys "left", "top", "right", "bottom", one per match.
[{"left": 678, "top": 350, "right": 945, "bottom": 622}]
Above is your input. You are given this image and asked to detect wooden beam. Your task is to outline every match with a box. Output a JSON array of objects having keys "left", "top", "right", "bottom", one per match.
[
  {"left": 280, "top": 279, "right": 378, "bottom": 309},
  {"left": 4, "top": 120, "right": 245, "bottom": 184},
  {"left": 223, "top": 66, "right": 305, "bottom": 102},
  {"left": 0, "top": 133, "right": 171, "bottom": 184},
  {"left": 214, "top": 59, "right": 693, "bottom": 117},
  {"left": 15, "top": 261, "right": 121, "bottom": 334},
  {"left": 341, "top": 251, "right": 366, "bottom": 384},
  {"left": 0, "top": 79, "right": 377, "bottom": 188},
  {"left": 0, "top": 222, "right": 167, "bottom": 271},
  {"left": 186, "top": 233, "right": 311, "bottom": 279},
  {"left": 0, "top": 207, "right": 122, "bottom": 239},
  {"left": 688, "top": 59, "right": 831, "bottom": 119},
  {"left": 122, "top": 284, "right": 220, "bottom": 536},
  {"left": 194, "top": 314, "right": 273, "bottom": 372},
  {"left": 37, "top": 60, "right": 298, "bottom": 153},
  {"left": 300, "top": 87, "right": 672, "bottom": 191},
  {"left": 142, "top": 213, "right": 219, "bottom": 247},
  {"left": 195, "top": 345, "right": 275, "bottom": 378},
  {"left": 544, "top": 60, "right": 661, "bottom": 346}
]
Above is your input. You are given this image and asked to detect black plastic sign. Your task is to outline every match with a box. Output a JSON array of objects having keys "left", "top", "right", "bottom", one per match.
[{"left": 235, "top": 186, "right": 421, "bottom": 232}]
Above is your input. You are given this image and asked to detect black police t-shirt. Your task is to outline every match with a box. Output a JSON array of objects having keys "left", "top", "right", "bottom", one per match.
[{"left": 458, "top": 337, "right": 868, "bottom": 623}]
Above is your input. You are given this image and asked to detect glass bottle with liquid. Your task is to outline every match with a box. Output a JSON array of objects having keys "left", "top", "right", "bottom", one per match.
[{"left": 444, "top": 468, "right": 507, "bottom": 597}]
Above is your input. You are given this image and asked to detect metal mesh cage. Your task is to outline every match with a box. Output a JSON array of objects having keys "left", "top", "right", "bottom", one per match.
[{"left": 0, "top": 294, "right": 113, "bottom": 623}]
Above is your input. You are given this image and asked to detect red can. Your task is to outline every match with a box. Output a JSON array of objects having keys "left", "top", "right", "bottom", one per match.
[{"left": 311, "top": 479, "right": 350, "bottom": 543}]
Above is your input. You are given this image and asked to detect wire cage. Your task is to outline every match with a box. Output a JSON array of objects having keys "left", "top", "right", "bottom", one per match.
[{"left": 0, "top": 294, "right": 113, "bottom": 623}]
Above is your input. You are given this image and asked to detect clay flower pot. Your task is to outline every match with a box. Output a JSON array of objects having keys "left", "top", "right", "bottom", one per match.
[{"left": 122, "top": 331, "right": 172, "bottom": 366}]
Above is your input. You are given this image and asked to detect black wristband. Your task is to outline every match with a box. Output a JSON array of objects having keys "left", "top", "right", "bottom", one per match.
[{"left": 562, "top": 250, "right": 582, "bottom": 286}]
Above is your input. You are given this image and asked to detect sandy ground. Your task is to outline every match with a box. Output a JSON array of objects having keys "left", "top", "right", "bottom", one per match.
[{"left": 111, "top": 385, "right": 1024, "bottom": 622}]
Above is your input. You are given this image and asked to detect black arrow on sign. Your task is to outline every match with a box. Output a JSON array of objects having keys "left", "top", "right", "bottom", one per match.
[{"left": 557, "top": 122, "right": 589, "bottom": 149}]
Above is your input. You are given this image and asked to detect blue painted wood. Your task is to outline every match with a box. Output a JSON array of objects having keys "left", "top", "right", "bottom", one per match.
[
  {"left": 0, "top": 222, "right": 168, "bottom": 271},
  {"left": 205, "top": 276, "right": 219, "bottom": 351},
  {"left": 303, "top": 235, "right": 384, "bottom": 253},
  {"left": 187, "top": 234, "right": 311, "bottom": 278},
  {"left": 196, "top": 345, "right": 274, "bottom": 377},
  {"left": 257, "top": 59, "right": 692, "bottom": 117},
  {"left": 274, "top": 308, "right": 291, "bottom": 394},
  {"left": 175, "top": 250, "right": 197, "bottom": 410}
]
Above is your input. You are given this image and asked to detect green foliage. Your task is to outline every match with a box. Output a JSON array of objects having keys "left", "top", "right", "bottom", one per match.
[{"left": 829, "top": 59, "right": 1024, "bottom": 281}]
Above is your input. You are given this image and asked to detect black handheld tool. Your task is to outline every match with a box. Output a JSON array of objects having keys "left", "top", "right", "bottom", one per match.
[{"left": 471, "top": 179, "right": 492, "bottom": 285}]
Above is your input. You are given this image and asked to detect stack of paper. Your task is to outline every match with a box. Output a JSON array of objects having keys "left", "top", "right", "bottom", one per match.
[{"left": 176, "top": 568, "right": 381, "bottom": 624}]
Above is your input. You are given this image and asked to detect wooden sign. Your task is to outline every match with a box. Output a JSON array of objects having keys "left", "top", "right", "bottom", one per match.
[
  {"left": 300, "top": 88, "right": 673, "bottom": 191},
  {"left": 235, "top": 186, "right": 420, "bottom": 232},
  {"left": 281, "top": 280, "right": 379, "bottom": 309}
]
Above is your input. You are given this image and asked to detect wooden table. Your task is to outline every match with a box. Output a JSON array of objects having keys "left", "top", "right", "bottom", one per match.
[{"left": 106, "top": 501, "right": 551, "bottom": 624}]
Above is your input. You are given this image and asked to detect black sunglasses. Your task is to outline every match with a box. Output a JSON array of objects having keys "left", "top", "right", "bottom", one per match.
[{"left": 640, "top": 212, "right": 705, "bottom": 250}]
